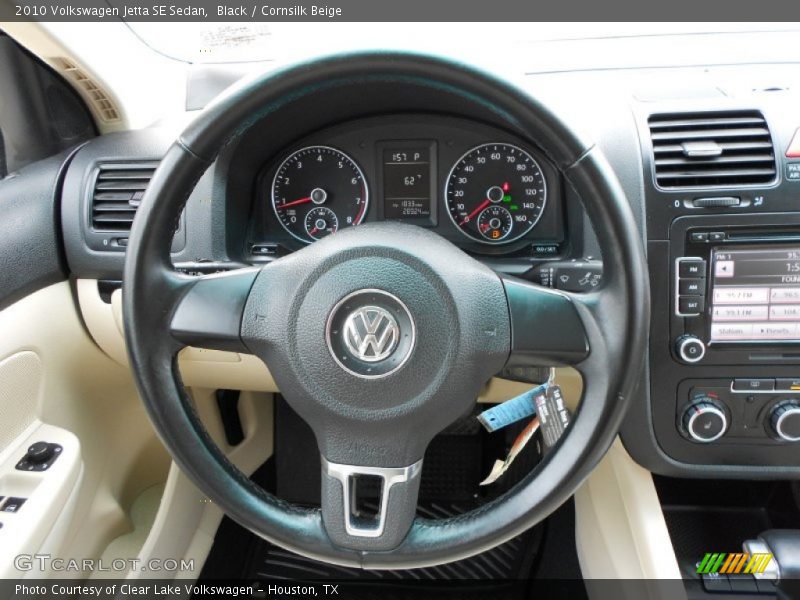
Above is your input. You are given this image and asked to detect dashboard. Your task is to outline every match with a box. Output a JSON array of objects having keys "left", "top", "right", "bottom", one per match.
[{"left": 56, "top": 59, "right": 800, "bottom": 480}]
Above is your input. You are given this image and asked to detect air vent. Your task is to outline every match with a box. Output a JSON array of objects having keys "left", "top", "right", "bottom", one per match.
[
  {"left": 90, "top": 163, "right": 157, "bottom": 232},
  {"left": 649, "top": 111, "right": 777, "bottom": 189}
]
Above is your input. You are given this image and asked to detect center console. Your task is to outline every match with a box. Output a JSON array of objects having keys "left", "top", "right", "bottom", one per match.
[
  {"left": 657, "top": 212, "right": 800, "bottom": 468},
  {"left": 623, "top": 99, "right": 800, "bottom": 477}
]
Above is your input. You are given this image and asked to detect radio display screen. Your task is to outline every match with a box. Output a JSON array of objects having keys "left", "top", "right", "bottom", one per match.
[{"left": 710, "top": 247, "right": 800, "bottom": 342}]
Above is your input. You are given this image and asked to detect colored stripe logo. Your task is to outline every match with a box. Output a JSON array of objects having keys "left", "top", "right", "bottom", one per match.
[{"left": 697, "top": 553, "right": 773, "bottom": 574}]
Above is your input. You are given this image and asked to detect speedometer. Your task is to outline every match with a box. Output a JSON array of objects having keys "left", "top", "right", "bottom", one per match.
[
  {"left": 272, "top": 146, "right": 368, "bottom": 243},
  {"left": 445, "top": 143, "right": 547, "bottom": 244}
]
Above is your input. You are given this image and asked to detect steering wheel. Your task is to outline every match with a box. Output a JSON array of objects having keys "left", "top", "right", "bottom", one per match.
[{"left": 123, "top": 52, "right": 649, "bottom": 568}]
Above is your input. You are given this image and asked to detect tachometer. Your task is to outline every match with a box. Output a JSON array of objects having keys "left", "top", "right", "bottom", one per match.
[
  {"left": 445, "top": 143, "right": 547, "bottom": 244},
  {"left": 272, "top": 146, "right": 368, "bottom": 243}
]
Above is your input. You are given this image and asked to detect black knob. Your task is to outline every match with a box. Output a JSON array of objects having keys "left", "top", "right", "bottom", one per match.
[
  {"left": 682, "top": 401, "right": 727, "bottom": 442},
  {"left": 26, "top": 442, "right": 54, "bottom": 464},
  {"left": 676, "top": 335, "right": 705, "bottom": 363},
  {"left": 770, "top": 401, "right": 800, "bottom": 442}
]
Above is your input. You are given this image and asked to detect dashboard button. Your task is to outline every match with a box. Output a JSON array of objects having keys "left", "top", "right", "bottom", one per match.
[
  {"left": 690, "top": 232, "right": 709, "bottom": 243},
  {"left": 770, "top": 401, "right": 800, "bottom": 442},
  {"left": 775, "top": 378, "right": 800, "bottom": 392},
  {"left": 732, "top": 378, "right": 775, "bottom": 392},
  {"left": 692, "top": 197, "right": 740, "bottom": 208},
  {"left": 709, "top": 231, "right": 726, "bottom": 242},
  {"left": 251, "top": 244, "right": 278, "bottom": 256},
  {"left": 679, "top": 259, "right": 706, "bottom": 278},
  {"left": 679, "top": 279, "right": 704, "bottom": 295},
  {"left": 678, "top": 296, "right": 705, "bottom": 314},
  {"left": 683, "top": 401, "right": 728, "bottom": 442}
]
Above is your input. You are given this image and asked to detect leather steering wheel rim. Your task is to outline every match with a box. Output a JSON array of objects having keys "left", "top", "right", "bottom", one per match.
[{"left": 123, "top": 52, "right": 649, "bottom": 569}]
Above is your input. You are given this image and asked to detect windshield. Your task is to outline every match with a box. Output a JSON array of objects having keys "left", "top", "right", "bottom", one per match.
[{"left": 125, "top": 22, "right": 796, "bottom": 64}]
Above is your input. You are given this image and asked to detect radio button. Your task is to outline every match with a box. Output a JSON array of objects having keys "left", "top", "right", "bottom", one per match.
[
  {"left": 714, "top": 260, "right": 735, "bottom": 278},
  {"left": 676, "top": 335, "right": 705, "bottom": 363},
  {"left": 679, "top": 259, "right": 706, "bottom": 278},
  {"left": 690, "top": 232, "right": 710, "bottom": 243},
  {"left": 679, "top": 296, "right": 705, "bottom": 314},
  {"left": 679, "top": 279, "right": 704, "bottom": 295},
  {"left": 769, "top": 288, "right": 800, "bottom": 303},
  {"left": 709, "top": 232, "right": 727, "bottom": 242},
  {"left": 732, "top": 378, "right": 775, "bottom": 392},
  {"left": 711, "top": 323, "right": 754, "bottom": 340}
]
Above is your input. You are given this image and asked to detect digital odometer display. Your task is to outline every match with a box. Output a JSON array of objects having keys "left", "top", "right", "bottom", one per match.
[
  {"left": 382, "top": 145, "right": 434, "bottom": 223},
  {"left": 445, "top": 142, "right": 547, "bottom": 244},
  {"left": 710, "top": 247, "right": 800, "bottom": 342}
]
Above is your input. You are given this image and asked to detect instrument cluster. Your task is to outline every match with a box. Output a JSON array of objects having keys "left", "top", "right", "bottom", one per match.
[{"left": 249, "top": 115, "right": 564, "bottom": 258}]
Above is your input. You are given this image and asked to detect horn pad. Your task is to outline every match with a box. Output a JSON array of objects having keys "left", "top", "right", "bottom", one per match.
[{"left": 241, "top": 222, "right": 511, "bottom": 467}]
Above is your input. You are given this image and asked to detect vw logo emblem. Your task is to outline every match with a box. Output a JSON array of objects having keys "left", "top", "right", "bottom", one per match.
[
  {"left": 326, "top": 289, "right": 416, "bottom": 379},
  {"left": 342, "top": 306, "right": 399, "bottom": 362}
]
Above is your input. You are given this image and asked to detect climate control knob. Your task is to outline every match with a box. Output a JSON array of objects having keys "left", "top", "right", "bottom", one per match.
[
  {"left": 676, "top": 335, "right": 705, "bottom": 363},
  {"left": 769, "top": 401, "right": 800, "bottom": 442},
  {"left": 682, "top": 401, "right": 728, "bottom": 442}
]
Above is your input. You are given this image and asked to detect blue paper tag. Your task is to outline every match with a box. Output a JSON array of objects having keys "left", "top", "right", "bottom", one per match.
[{"left": 477, "top": 383, "right": 547, "bottom": 432}]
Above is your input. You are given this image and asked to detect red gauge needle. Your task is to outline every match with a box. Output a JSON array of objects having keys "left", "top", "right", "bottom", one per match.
[
  {"left": 276, "top": 196, "right": 312, "bottom": 210},
  {"left": 308, "top": 227, "right": 319, "bottom": 237},
  {"left": 459, "top": 198, "right": 490, "bottom": 227}
]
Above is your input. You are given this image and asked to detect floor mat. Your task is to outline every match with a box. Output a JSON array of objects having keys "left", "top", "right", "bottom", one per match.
[
  {"left": 197, "top": 397, "right": 586, "bottom": 599},
  {"left": 247, "top": 500, "right": 542, "bottom": 583}
]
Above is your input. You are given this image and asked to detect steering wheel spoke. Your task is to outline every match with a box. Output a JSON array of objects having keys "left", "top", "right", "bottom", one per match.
[
  {"left": 321, "top": 455, "right": 423, "bottom": 551},
  {"left": 169, "top": 267, "right": 260, "bottom": 352},
  {"left": 502, "top": 275, "right": 594, "bottom": 368}
]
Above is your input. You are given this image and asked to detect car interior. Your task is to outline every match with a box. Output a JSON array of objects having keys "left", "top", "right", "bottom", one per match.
[{"left": 0, "top": 21, "right": 799, "bottom": 600}]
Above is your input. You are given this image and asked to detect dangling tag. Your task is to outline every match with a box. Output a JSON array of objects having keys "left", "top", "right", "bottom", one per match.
[
  {"left": 480, "top": 416, "right": 540, "bottom": 486},
  {"left": 534, "top": 383, "right": 571, "bottom": 454},
  {"left": 477, "top": 382, "right": 548, "bottom": 432}
]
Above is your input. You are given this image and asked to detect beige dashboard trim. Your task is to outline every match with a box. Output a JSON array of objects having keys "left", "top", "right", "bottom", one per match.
[
  {"left": 78, "top": 278, "right": 561, "bottom": 403},
  {"left": 0, "top": 23, "right": 128, "bottom": 132},
  {"left": 116, "top": 388, "right": 274, "bottom": 580},
  {"left": 77, "top": 279, "right": 279, "bottom": 392},
  {"left": 575, "top": 438, "right": 685, "bottom": 596}
]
